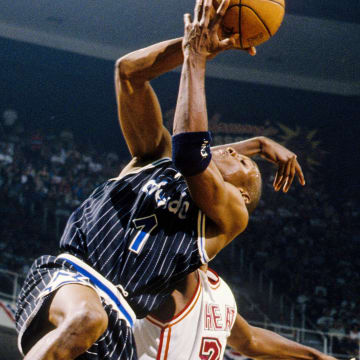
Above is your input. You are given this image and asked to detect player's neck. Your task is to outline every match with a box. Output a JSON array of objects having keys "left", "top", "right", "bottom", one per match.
[{"left": 149, "top": 271, "right": 199, "bottom": 323}]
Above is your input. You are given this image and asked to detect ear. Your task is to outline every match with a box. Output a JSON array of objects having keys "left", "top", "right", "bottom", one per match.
[
  {"left": 239, "top": 187, "right": 250, "bottom": 204},
  {"left": 227, "top": 147, "right": 237, "bottom": 157}
]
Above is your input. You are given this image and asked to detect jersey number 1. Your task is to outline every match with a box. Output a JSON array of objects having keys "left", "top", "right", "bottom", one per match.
[{"left": 129, "top": 214, "right": 158, "bottom": 254}]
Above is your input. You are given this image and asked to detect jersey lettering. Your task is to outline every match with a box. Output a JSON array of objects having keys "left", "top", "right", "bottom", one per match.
[
  {"left": 204, "top": 303, "right": 213, "bottom": 330},
  {"left": 142, "top": 179, "right": 169, "bottom": 207},
  {"left": 225, "top": 306, "right": 236, "bottom": 331},
  {"left": 211, "top": 305, "right": 223, "bottom": 330},
  {"left": 142, "top": 179, "right": 190, "bottom": 219},
  {"left": 168, "top": 191, "right": 189, "bottom": 220},
  {"left": 205, "top": 304, "right": 224, "bottom": 331}
]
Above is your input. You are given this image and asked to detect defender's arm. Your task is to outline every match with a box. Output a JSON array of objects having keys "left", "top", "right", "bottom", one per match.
[{"left": 228, "top": 313, "right": 337, "bottom": 360}]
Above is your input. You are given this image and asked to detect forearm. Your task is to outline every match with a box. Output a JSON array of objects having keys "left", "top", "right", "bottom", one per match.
[
  {"left": 173, "top": 54, "right": 208, "bottom": 134},
  {"left": 172, "top": 51, "right": 247, "bottom": 254},
  {"left": 234, "top": 326, "right": 328, "bottom": 360},
  {"left": 211, "top": 137, "right": 266, "bottom": 157},
  {"left": 115, "top": 38, "right": 183, "bottom": 82}
]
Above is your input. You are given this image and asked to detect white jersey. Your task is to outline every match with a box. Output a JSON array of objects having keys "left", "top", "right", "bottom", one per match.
[{"left": 134, "top": 269, "right": 237, "bottom": 360}]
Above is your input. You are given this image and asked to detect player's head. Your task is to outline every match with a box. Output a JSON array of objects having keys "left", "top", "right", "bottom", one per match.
[{"left": 212, "top": 147, "right": 262, "bottom": 214}]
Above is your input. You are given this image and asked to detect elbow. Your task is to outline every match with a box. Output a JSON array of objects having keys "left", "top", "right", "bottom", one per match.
[
  {"left": 115, "top": 57, "right": 147, "bottom": 89},
  {"left": 240, "top": 335, "right": 260, "bottom": 358},
  {"left": 228, "top": 208, "right": 249, "bottom": 239},
  {"left": 115, "top": 57, "right": 131, "bottom": 81},
  {"left": 237, "top": 209, "right": 249, "bottom": 234},
  {"left": 231, "top": 333, "right": 256, "bottom": 356}
]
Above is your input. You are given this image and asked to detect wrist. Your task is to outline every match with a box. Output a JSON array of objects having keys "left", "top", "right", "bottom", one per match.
[
  {"left": 184, "top": 52, "right": 207, "bottom": 68},
  {"left": 257, "top": 136, "right": 267, "bottom": 154}
]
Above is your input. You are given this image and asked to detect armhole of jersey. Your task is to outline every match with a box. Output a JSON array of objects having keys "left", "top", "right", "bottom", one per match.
[
  {"left": 197, "top": 209, "right": 209, "bottom": 264},
  {"left": 206, "top": 268, "right": 221, "bottom": 289}
]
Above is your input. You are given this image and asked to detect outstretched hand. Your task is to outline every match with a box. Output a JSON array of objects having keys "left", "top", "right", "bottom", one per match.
[
  {"left": 260, "top": 137, "right": 306, "bottom": 193},
  {"left": 319, "top": 356, "right": 338, "bottom": 360},
  {"left": 183, "top": 0, "right": 255, "bottom": 59}
]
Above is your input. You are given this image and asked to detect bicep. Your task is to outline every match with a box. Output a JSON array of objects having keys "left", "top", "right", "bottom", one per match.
[
  {"left": 115, "top": 67, "right": 171, "bottom": 160},
  {"left": 227, "top": 313, "right": 253, "bottom": 352}
]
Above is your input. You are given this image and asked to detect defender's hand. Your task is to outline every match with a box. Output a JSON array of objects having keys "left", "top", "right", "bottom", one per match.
[
  {"left": 260, "top": 137, "right": 305, "bottom": 192},
  {"left": 314, "top": 353, "right": 338, "bottom": 360}
]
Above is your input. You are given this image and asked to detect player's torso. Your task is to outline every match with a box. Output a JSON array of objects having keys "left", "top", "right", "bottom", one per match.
[
  {"left": 59, "top": 158, "right": 207, "bottom": 317},
  {"left": 134, "top": 269, "right": 237, "bottom": 360}
]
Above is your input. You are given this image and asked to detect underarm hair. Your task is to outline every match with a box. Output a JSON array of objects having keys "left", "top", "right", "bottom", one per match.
[{"left": 172, "top": 131, "right": 212, "bottom": 177}]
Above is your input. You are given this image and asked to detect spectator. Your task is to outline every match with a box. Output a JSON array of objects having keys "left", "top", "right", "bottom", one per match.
[
  {"left": 349, "top": 323, "right": 360, "bottom": 345},
  {"left": 328, "top": 319, "right": 347, "bottom": 355},
  {"left": 316, "top": 308, "right": 334, "bottom": 332}
]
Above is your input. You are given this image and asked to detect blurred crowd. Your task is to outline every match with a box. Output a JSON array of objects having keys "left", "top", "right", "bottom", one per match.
[
  {"left": 0, "top": 114, "right": 125, "bottom": 273},
  {"left": 0, "top": 112, "right": 359, "bottom": 357},
  {"left": 235, "top": 160, "right": 360, "bottom": 357}
]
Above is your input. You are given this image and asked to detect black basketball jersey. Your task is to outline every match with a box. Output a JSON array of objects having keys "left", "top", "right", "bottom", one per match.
[{"left": 59, "top": 158, "right": 208, "bottom": 318}]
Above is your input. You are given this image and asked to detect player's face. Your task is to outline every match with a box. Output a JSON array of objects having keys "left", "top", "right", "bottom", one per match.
[{"left": 212, "top": 147, "right": 260, "bottom": 190}]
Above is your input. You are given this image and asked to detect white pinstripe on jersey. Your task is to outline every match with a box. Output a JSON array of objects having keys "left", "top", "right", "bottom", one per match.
[
  {"left": 16, "top": 158, "right": 210, "bottom": 360},
  {"left": 58, "top": 158, "right": 209, "bottom": 318}
]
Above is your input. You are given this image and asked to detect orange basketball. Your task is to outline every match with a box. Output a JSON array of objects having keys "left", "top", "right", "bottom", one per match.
[{"left": 213, "top": 0, "right": 285, "bottom": 48}]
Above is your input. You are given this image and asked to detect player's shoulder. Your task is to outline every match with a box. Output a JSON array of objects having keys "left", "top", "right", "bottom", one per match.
[
  {"left": 201, "top": 268, "right": 228, "bottom": 291},
  {"left": 203, "top": 268, "right": 235, "bottom": 296},
  {"left": 111, "top": 157, "right": 173, "bottom": 180},
  {"left": 205, "top": 267, "right": 221, "bottom": 289}
]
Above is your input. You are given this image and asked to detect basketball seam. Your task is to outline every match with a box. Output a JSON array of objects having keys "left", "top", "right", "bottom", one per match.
[
  {"left": 241, "top": 4, "right": 273, "bottom": 37},
  {"left": 266, "top": 0, "right": 285, "bottom": 9},
  {"left": 239, "top": 0, "right": 243, "bottom": 49},
  {"left": 226, "top": 2, "right": 284, "bottom": 46}
]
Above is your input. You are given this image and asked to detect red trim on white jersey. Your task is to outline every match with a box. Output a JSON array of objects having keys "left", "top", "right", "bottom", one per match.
[
  {"left": 156, "top": 327, "right": 171, "bottom": 360},
  {"left": 147, "top": 272, "right": 203, "bottom": 359},
  {"left": 207, "top": 268, "right": 220, "bottom": 289}
]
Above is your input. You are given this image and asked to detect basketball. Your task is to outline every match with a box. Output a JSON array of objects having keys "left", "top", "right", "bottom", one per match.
[{"left": 213, "top": 0, "right": 285, "bottom": 48}]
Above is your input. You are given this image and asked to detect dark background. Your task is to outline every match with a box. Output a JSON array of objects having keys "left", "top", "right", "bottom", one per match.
[{"left": 1, "top": 36, "right": 359, "bottom": 194}]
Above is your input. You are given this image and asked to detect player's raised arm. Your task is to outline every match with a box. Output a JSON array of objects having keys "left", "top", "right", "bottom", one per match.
[
  {"left": 115, "top": 38, "right": 185, "bottom": 162},
  {"left": 212, "top": 136, "right": 306, "bottom": 192},
  {"left": 227, "top": 313, "right": 337, "bottom": 360},
  {"left": 114, "top": 8, "right": 255, "bottom": 165},
  {"left": 172, "top": 0, "right": 254, "bottom": 259}
]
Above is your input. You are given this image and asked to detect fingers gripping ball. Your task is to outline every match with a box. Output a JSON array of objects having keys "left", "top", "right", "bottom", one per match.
[{"left": 213, "top": 0, "right": 285, "bottom": 48}]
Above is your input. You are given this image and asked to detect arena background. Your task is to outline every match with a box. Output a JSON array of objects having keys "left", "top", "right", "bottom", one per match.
[{"left": 0, "top": 0, "right": 359, "bottom": 359}]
